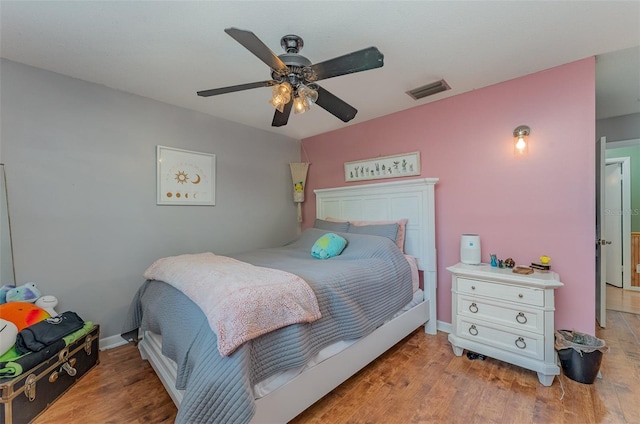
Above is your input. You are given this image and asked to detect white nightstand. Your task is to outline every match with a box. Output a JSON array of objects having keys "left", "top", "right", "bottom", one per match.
[{"left": 447, "top": 263, "right": 563, "bottom": 386}]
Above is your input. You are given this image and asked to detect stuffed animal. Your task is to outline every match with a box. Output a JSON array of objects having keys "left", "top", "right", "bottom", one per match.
[
  {"left": 6, "top": 282, "right": 41, "bottom": 303},
  {"left": 35, "top": 295, "right": 59, "bottom": 317},
  {"left": 0, "top": 285, "right": 14, "bottom": 304},
  {"left": 0, "top": 302, "right": 50, "bottom": 331},
  {"left": 0, "top": 318, "right": 18, "bottom": 356},
  {"left": 311, "top": 233, "right": 348, "bottom": 260}
]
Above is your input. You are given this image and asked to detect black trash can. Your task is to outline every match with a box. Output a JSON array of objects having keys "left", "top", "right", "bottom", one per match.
[{"left": 554, "top": 330, "right": 608, "bottom": 384}]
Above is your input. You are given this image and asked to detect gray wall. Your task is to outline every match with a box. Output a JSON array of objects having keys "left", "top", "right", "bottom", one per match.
[
  {"left": 597, "top": 112, "right": 640, "bottom": 142},
  {"left": 0, "top": 59, "right": 301, "bottom": 340}
]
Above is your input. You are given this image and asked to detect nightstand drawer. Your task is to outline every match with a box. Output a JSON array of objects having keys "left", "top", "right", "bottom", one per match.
[
  {"left": 458, "top": 296, "right": 543, "bottom": 334},
  {"left": 456, "top": 316, "right": 544, "bottom": 361},
  {"left": 458, "top": 277, "right": 544, "bottom": 307}
]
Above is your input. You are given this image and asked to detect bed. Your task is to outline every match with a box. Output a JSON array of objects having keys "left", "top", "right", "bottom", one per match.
[{"left": 122, "top": 177, "right": 438, "bottom": 423}]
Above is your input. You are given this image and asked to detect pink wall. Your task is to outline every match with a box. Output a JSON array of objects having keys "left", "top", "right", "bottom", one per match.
[{"left": 301, "top": 58, "right": 596, "bottom": 334}]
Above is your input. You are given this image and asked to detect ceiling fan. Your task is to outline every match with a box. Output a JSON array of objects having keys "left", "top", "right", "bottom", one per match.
[{"left": 197, "top": 28, "right": 384, "bottom": 127}]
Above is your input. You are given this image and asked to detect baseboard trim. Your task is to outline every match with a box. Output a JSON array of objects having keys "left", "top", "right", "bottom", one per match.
[
  {"left": 100, "top": 333, "right": 128, "bottom": 351},
  {"left": 437, "top": 320, "right": 452, "bottom": 334}
]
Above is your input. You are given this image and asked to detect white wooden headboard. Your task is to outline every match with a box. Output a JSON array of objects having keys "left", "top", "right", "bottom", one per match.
[{"left": 315, "top": 178, "right": 438, "bottom": 300}]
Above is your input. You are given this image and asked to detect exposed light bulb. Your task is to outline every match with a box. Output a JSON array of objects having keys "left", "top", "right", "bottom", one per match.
[{"left": 512, "top": 125, "right": 531, "bottom": 156}]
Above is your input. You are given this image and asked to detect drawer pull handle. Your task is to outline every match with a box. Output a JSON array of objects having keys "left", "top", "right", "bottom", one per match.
[
  {"left": 516, "top": 312, "right": 528, "bottom": 324},
  {"left": 468, "top": 325, "right": 478, "bottom": 336},
  {"left": 518, "top": 293, "right": 524, "bottom": 298},
  {"left": 515, "top": 337, "right": 527, "bottom": 349},
  {"left": 469, "top": 303, "right": 479, "bottom": 313},
  {"left": 471, "top": 286, "right": 476, "bottom": 290}
]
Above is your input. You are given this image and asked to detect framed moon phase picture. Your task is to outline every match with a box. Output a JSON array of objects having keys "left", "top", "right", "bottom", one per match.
[{"left": 156, "top": 145, "right": 216, "bottom": 205}]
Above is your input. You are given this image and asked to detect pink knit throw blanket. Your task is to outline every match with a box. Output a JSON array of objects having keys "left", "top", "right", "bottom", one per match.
[{"left": 144, "top": 252, "right": 321, "bottom": 356}]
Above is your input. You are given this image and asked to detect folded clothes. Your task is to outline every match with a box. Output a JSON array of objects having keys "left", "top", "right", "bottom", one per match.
[
  {"left": 16, "top": 311, "right": 85, "bottom": 354},
  {"left": 0, "top": 361, "right": 21, "bottom": 378},
  {"left": 63, "top": 321, "right": 94, "bottom": 346},
  {"left": 0, "top": 321, "right": 93, "bottom": 379},
  {"left": 0, "top": 345, "right": 20, "bottom": 363},
  {"left": 0, "top": 338, "right": 65, "bottom": 378}
]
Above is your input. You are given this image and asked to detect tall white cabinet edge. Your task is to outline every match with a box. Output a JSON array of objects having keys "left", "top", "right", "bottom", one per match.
[{"left": 447, "top": 263, "right": 563, "bottom": 386}]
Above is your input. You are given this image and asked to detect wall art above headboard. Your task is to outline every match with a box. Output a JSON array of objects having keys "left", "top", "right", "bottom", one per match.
[{"left": 344, "top": 151, "right": 420, "bottom": 182}]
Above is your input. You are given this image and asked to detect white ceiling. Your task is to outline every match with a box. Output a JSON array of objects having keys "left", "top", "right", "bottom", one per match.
[{"left": 1, "top": 1, "right": 639, "bottom": 140}]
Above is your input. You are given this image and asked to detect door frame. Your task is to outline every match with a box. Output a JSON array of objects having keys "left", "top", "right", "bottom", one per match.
[
  {"left": 596, "top": 137, "right": 606, "bottom": 328},
  {"left": 606, "top": 137, "right": 640, "bottom": 293}
]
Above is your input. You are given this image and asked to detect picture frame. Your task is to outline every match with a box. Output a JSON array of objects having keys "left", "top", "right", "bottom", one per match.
[
  {"left": 344, "top": 151, "right": 421, "bottom": 182},
  {"left": 156, "top": 145, "right": 216, "bottom": 205}
]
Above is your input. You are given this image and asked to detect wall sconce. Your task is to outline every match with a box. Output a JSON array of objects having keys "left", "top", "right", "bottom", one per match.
[{"left": 513, "top": 125, "right": 530, "bottom": 156}]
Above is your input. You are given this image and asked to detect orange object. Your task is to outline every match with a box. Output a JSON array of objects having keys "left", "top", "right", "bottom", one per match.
[{"left": 0, "top": 302, "right": 50, "bottom": 331}]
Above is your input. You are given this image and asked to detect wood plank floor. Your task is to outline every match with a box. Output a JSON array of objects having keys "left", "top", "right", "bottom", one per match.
[
  {"left": 606, "top": 285, "right": 640, "bottom": 315},
  {"left": 33, "top": 310, "right": 639, "bottom": 423}
]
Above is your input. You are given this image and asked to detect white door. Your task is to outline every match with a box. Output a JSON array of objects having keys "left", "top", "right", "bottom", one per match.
[
  {"left": 595, "top": 137, "right": 607, "bottom": 327},
  {"left": 605, "top": 162, "right": 623, "bottom": 287}
]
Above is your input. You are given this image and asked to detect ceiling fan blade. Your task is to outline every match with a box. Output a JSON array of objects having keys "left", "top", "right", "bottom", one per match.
[
  {"left": 225, "top": 28, "right": 289, "bottom": 75},
  {"left": 197, "top": 80, "right": 276, "bottom": 97},
  {"left": 314, "top": 85, "right": 358, "bottom": 122},
  {"left": 311, "top": 47, "right": 384, "bottom": 81},
  {"left": 272, "top": 101, "right": 293, "bottom": 127}
]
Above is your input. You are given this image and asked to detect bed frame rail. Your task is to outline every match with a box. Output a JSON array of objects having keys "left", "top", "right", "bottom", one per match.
[{"left": 252, "top": 298, "right": 430, "bottom": 422}]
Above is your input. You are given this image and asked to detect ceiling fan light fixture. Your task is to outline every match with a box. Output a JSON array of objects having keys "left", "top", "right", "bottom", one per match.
[
  {"left": 298, "top": 84, "right": 318, "bottom": 103},
  {"left": 292, "top": 84, "right": 318, "bottom": 114},
  {"left": 198, "top": 28, "right": 384, "bottom": 126},
  {"left": 269, "top": 95, "right": 287, "bottom": 113},
  {"left": 269, "top": 82, "right": 292, "bottom": 112},
  {"left": 293, "top": 94, "right": 310, "bottom": 114},
  {"left": 406, "top": 79, "right": 451, "bottom": 100}
]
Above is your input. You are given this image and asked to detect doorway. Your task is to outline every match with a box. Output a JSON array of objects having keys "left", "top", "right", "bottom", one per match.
[
  {"left": 604, "top": 158, "right": 630, "bottom": 289},
  {"left": 603, "top": 140, "right": 640, "bottom": 316}
]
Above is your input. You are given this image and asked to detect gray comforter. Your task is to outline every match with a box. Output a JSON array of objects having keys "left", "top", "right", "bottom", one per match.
[{"left": 121, "top": 228, "right": 412, "bottom": 424}]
